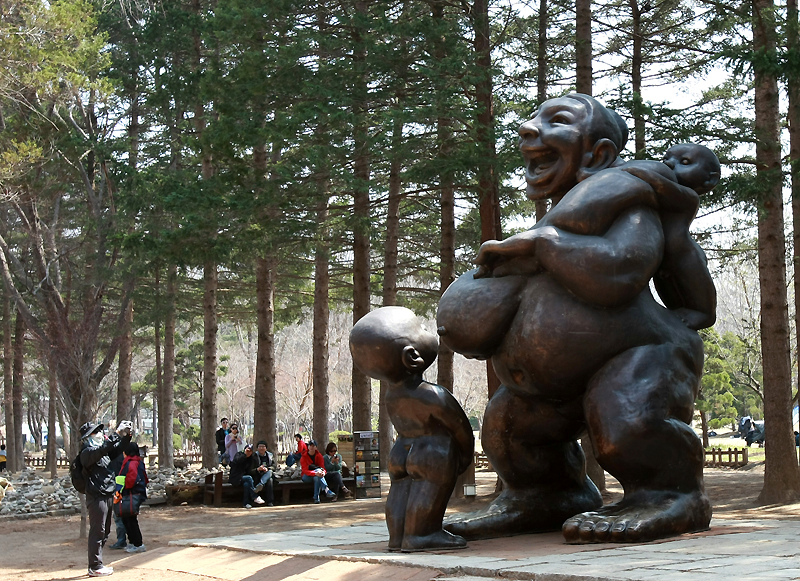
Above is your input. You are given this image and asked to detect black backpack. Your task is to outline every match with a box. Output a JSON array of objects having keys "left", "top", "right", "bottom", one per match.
[{"left": 70, "top": 453, "right": 87, "bottom": 494}]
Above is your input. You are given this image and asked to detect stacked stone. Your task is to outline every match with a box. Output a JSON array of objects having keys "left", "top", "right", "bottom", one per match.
[
  {"left": 0, "top": 464, "right": 230, "bottom": 518},
  {"left": 0, "top": 470, "right": 80, "bottom": 516}
]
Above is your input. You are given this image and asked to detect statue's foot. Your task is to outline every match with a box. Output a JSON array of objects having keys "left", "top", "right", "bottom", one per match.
[
  {"left": 400, "top": 530, "right": 467, "bottom": 553},
  {"left": 562, "top": 489, "right": 711, "bottom": 544},
  {"left": 444, "top": 482, "right": 602, "bottom": 540}
]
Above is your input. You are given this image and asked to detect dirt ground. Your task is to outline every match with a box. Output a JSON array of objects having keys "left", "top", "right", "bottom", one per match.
[{"left": 4, "top": 464, "right": 799, "bottom": 581}]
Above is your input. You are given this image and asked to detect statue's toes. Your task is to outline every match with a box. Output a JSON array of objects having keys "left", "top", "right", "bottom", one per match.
[
  {"left": 563, "top": 512, "right": 603, "bottom": 543},
  {"left": 588, "top": 517, "right": 615, "bottom": 542}
]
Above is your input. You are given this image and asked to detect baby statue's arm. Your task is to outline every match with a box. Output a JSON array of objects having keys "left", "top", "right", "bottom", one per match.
[{"left": 619, "top": 163, "right": 699, "bottom": 216}]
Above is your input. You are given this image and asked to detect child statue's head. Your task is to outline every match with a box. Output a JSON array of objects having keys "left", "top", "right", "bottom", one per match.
[
  {"left": 664, "top": 143, "right": 720, "bottom": 195},
  {"left": 349, "top": 307, "right": 439, "bottom": 384}
]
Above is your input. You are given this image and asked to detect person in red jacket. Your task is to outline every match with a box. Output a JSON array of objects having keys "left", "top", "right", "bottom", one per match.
[
  {"left": 285, "top": 434, "right": 308, "bottom": 468},
  {"left": 118, "top": 442, "right": 149, "bottom": 554},
  {"left": 300, "top": 440, "right": 337, "bottom": 503}
]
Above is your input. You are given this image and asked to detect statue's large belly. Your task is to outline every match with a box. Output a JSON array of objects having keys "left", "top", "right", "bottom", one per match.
[
  {"left": 491, "top": 274, "right": 695, "bottom": 401},
  {"left": 437, "top": 269, "right": 526, "bottom": 360}
]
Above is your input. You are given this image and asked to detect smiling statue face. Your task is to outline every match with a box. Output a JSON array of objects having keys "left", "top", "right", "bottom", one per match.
[{"left": 519, "top": 97, "right": 592, "bottom": 202}]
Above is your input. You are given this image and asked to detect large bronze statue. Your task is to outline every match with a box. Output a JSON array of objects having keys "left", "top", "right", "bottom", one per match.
[{"left": 437, "top": 94, "right": 717, "bottom": 543}]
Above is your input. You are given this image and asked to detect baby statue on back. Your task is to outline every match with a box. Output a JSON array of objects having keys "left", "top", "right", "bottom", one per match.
[{"left": 349, "top": 307, "right": 474, "bottom": 552}]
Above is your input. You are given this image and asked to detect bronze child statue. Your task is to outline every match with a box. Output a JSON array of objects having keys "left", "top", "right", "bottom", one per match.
[{"left": 349, "top": 307, "right": 474, "bottom": 552}]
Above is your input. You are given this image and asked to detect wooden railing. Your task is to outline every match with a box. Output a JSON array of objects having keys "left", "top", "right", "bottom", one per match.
[
  {"left": 704, "top": 447, "right": 748, "bottom": 468},
  {"left": 474, "top": 451, "right": 490, "bottom": 469},
  {"left": 24, "top": 456, "right": 71, "bottom": 469}
]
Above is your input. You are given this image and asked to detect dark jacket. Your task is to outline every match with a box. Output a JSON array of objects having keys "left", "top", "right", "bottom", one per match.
[
  {"left": 215, "top": 427, "right": 228, "bottom": 453},
  {"left": 250, "top": 451, "right": 275, "bottom": 479},
  {"left": 80, "top": 432, "right": 131, "bottom": 496},
  {"left": 229, "top": 450, "right": 259, "bottom": 486}
]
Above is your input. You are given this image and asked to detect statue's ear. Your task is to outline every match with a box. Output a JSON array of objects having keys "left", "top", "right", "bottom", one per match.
[
  {"left": 579, "top": 138, "right": 619, "bottom": 180},
  {"left": 401, "top": 346, "right": 426, "bottom": 371},
  {"left": 703, "top": 171, "right": 720, "bottom": 192}
]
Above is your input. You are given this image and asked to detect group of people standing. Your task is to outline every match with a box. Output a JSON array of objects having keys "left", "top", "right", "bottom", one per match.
[
  {"left": 78, "top": 420, "right": 148, "bottom": 577},
  {"left": 216, "top": 420, "right": 351, "bottom": 507}
]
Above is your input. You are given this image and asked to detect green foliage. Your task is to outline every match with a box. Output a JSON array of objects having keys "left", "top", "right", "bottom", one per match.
[
  {"left": 699, "top": 328, "right": 763, "bottom": 431},
  {"left": 185, "top": 424, "right": 201, "bottom": 446}
]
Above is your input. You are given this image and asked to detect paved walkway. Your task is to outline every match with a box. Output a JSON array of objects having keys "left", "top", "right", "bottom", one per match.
[{"left": 164, "top": 518, "right": 800, "bottom": 581}]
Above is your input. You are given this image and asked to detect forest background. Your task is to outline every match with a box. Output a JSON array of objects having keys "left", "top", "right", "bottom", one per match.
[{"left": 3, "top": 0, "right": 800, "bottom": 503}]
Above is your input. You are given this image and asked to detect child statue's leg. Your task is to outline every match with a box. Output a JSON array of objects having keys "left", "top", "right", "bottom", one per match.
[
  {"left": 386, "top": 439, "right": 411, "bottom": 551},
  {"left": 401, "top": 435, "right": 466, "bottom": 552},
  {"left": 564, "top": 343, "right": 710, "bottom": 543}
]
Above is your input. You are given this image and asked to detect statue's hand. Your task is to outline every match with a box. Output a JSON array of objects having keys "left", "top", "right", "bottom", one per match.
[
  {"left": 473, "top": 240, "right": 505, "bottom": 278},
  {"left": 474, "top": 236, "right": 542, "bottom": 278}
]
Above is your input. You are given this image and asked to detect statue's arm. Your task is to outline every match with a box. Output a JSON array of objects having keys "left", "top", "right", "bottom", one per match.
[
  {"left": 428, "top": 386, "right": 475, "bottom": 473},
  {"left": 535, "top": 206, "right": 664, "bottom": 307},
  {"left": 620, "top": 164, "right": 700, "bottom": 216}
]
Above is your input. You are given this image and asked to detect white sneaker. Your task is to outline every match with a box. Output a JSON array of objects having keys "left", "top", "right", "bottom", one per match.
[
  {"left": 253, "top": 496, "right": 265, "bottom": 504},
  {"left": 88, "top": 566, "right": 114, "bottom": 577},
  {"left": 125, "top": 544, "right": 146, "bottom": 553},
  {"left": 244, "top": 504, "right": 252, "bottom": 509}
]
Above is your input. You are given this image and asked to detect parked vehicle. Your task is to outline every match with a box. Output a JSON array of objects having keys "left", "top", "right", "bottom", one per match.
[{"left": 745, "top": 421, "right": 765, "bottom": 447}]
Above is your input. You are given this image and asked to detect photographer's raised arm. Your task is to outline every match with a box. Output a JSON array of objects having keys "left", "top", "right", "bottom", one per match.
[{"left": 535, "top": 206, "right": 664, "bottom": 307}]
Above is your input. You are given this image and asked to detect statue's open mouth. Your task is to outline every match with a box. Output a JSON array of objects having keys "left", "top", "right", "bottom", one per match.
[{"left": 526, "top": 150, "right": 559, "bottom": 182}]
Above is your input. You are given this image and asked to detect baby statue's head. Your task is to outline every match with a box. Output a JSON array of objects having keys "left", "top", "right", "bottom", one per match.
[
  {"left": 349, "top": 307, "right": 439, "bottom": 384},
  {"left": 663, "top": 143, "right": 720, "bottom": 195}
]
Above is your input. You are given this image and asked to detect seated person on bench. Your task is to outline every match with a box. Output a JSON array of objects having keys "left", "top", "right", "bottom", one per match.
[
  {"left": 230, "top": 444, "right": 265, "bottom": 509},
  {"left": 253, "top": 440, "right": 275, "bottom": 506},
  {"left": 301, "top": 440, "right": 337, "bottom": 503}
]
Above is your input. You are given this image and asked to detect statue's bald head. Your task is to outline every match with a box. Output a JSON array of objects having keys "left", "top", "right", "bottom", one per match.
[
  {"left": 565, "top": 93, "right": 629, "bottom": 153},
  {"left": 349, "top": 307, "right": 439, "bottom": 384}
]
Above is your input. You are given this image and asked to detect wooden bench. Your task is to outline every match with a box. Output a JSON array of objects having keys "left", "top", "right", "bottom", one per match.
[{"left": 203, "top": 472, "right": 355, "bottom": 506}]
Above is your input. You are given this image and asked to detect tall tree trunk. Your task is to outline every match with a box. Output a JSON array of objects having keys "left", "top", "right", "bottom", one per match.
[
  {"left": 753, "top": 0, "right": 800, "bottom": 503},
  {"left": 351, "top": 0, "right": 372, "bottom": 433},
  {"left": 254, "top": 256, "right": 278, "bottom": 449},
  {"left": 535, "top": 0, "right": 550, "bottom": 222},
  {"left": 116, "top": 300, "right": 134, "bottom": 423},
  {"left": 629, "top": 0, "right": 645, "bottom": 158},
  {"left": 312, "top": 198, "right": 330, "bottom": 448},
  {"left": 788, "top": 0, "right": 800, "bottom": 438},
  {"left": 434, "top": 1, "right": 455, "bottom": 394},
  {"left": 575, "top": 0, "right": 592, "bottom": 95},
  {"left": 154, "top": 288, "right": 162, "bottom": 450},
  {"left": 473, "top": 0, "right": 502, "bottom": 401},
  {"left": 153, "top": 271, "right": 161, "bottom": 450},
  {"left": 57, "top": 396, "right": 70, "bottom": 458},
  {"left": 12, "top": 306, "right": 25, "bottom": 471},
  {"left": 160, "top": 265, "right": 176, "bottom": 468},
  {"left": 380, "top": 111, "right": 404, "bottom": 467},
  {"left": 47, "top": 367, "right": 57, "bottom": 477},
  {"left": 201, "top": 260, "right": 218, "bottom": 468},
  {"left": 2, "top": 290, "right": 14, "bottom": 471}
]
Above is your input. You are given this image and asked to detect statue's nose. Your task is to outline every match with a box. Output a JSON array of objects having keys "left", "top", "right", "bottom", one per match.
[
  {"left": 664, "top": 158, "right": 675, "bottom": 170},
  {"left": 518, "top": 120, "right": 539, "bottom": 145}
]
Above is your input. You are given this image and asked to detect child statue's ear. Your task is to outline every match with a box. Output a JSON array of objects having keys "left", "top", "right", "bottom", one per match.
[
  {"left": 703, "top": 171, "right": 720, "bottom": 192},
  {"left": 577, "top": 138, "right": 618, "bottom": 181},
  {"left": 401, "top": 346, "right": 427, "bottom": 372}
]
